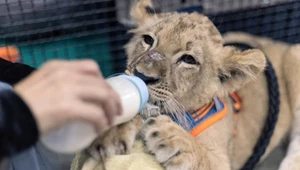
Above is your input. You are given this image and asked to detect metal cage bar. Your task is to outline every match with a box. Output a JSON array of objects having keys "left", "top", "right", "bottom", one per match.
[{"left": 0, "top": 0, "right": 299, "bottom": 76}]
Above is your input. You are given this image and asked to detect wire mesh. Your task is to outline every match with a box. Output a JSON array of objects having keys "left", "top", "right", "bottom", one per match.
[{"left": 0, "top": 0, "right": 299, "bottom": 77}]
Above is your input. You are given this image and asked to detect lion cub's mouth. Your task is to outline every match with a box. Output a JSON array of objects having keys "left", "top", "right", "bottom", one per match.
[{"left": 133, "top": 69, "right": 161, "bottom": 85}]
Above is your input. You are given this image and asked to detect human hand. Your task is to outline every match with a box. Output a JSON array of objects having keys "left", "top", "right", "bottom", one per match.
[{"left": 14, "top": 60, "right": 122, "bottom": 135}]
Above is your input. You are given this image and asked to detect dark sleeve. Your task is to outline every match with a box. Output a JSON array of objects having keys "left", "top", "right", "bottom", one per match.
[
  {"left": 0, "top": 58, "right": 36, "bottom": 86},
  {"left": 0, "top": 88, "right": 39, "bottom": 161},
  {"left": 0, "top": 59, "right": 39, "bottom": 160}
]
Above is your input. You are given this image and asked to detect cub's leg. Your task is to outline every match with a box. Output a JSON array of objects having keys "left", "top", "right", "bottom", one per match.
[
  {"left": 142, "top": 115, "right": 230, "bottom": 170},
  {"left": 86, "top": 104, "right": 159, "bottom": 160},
  {"left": 86, "top": 116, "right": 142, "bottom": 160}
]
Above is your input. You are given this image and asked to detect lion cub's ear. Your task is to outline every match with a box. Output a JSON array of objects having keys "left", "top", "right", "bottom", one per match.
[
  {"left": 130, "top": 0, "right": 157, "bottom": 26},
  {"left": 218, "top": 46, "right": 266, "bottom": 92}
]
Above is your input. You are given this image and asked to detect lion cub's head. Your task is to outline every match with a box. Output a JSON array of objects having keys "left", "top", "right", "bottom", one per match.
[{"left": 125, "top": 0, "right": 266, "bottom": 116}]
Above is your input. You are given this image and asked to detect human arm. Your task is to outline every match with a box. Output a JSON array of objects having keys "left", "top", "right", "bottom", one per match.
[
  {"left": 0, "top": 81, "right": 39, "bottom": 160},
  {"left": 0, "top": 59, "right": 122, "bottom": 161},
  {"left": 0, "top": 58, "right": 35, "bottom": 86}
]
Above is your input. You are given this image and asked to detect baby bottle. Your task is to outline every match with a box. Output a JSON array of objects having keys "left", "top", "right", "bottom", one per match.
[{"left": 41, "top": 74, "right": 149, "bottom": 154}]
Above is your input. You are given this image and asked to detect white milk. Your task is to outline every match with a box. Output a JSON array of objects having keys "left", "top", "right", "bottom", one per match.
[{"left": 41, "top": 75, "right": 149, "bottom": 154}]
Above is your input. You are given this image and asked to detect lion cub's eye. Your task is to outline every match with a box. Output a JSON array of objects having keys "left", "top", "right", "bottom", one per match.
[
  {"left": 177, "top": 54, "right": 197, "bottom": 65},
  {"left": 142, "top": 35, "right": 154, "bottom": 46}
]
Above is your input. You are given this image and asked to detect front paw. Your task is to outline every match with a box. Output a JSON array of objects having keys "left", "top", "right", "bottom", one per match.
[
  {"left": 86, "top": 117, "right": 141, "bottom": 161},
  {"left": 142, "top": 115, "right": 201, "bottom": 170}
]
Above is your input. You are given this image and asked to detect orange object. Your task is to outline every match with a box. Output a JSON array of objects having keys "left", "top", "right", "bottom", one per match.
[
  {"left": 189, "top": 93, "right": 242, "bottom": 137},
  {"left": 0, "top": 46, "right": 20, "bottom": 62},
  {"left": 230, "top": 92, "right": 242, "bottom": 136},
  {"left": 191, "top": 102, "right": 214, "bottom": 118},
  {"left": 230, "top": 92, "right": 242, "bottom": 111},
  {"left": 192, "top": 102, "right": 215, "bottom": 122},
  {"left": 190, "top": 100, "right": 228, "bottom": 137}
]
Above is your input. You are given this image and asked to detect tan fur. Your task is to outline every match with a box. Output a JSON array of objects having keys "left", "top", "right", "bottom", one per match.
[{"left": 73, "top": 0, "right": 300, "bottom": 169}]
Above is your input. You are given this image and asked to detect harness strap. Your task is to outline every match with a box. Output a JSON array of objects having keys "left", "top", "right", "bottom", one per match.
[
  {"left": 230, "top": 93, "right": 242, "bottom": 136},
  {"left": 230, "top": 93, "right": 242, "bottom": 113},
  {"left": 189, "top": 98, "right": 228, "bottom": 136},
  {"left": 225, "top": 42, "right": 280, "bottom": 170},
  {"left": 187, "top": 93, "right": 241, "bottom": 137}
]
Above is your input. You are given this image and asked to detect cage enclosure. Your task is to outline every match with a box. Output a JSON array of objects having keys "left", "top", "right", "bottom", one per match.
[
  {"left": 0, "top": 0, "right": 299, "bottom": 77},
  {"left": 0, "top": 0, "right": 299, "bottom": 170}
]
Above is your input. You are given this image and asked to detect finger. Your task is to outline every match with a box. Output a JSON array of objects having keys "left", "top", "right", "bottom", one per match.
[
  {"left": 69, "top": 74, "right": 123, "bottom": 117},
  {"left": 42, "top": 59, "right": 103, "bottom": 77},
  {"left": 110, "top": 90, "right": 123, "bottom": 116},
  {"left": 70, "top": 101, "right": 108, "bottom": 132},
  {"left": 15, "top": 59, "right": 102, "bottom": 90},
  {"left": 37, "top": 63, "right": 102, "bottom": 92},
  {"left": 100, "top": 82, "right": 123, "bottom": 117},
  {"left": 66, "top": 59, "right": 103, "bottom": 77},
  {"left": 75, "top": 84, "right": 122, "bottom": 125},
  {"left": 102, "top": 94, "right": 120, "bottom": 126}
]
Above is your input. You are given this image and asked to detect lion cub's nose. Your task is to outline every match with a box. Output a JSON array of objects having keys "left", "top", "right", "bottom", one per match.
[{"left": 133, "top": 69, "right": 160, "bottom": 85}]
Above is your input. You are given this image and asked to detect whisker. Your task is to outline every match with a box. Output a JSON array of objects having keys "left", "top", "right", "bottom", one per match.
[
  {"left": 150, "top": 90, "right": 193, "bottom": 131},
  {"left": 162, "top": 97, "right": 192, "bottom": 131}
]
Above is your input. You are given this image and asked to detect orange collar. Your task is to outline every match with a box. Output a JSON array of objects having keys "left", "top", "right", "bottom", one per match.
[{"left": 179, "top": 93, "right": 241, "bottom": 137}]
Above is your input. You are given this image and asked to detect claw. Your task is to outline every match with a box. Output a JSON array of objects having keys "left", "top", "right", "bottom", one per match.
[
  {"left": 119, "top": 140, "right": 127, "bottom": 154},
  {"left": 141, "top": 103, "right": 161, "bottom": 118},
  {"left": 99, "top": 146, "right": 107, "bottom": 170},
  {"left": 98, "top": 145, "right": 105, "bottom": 158}
]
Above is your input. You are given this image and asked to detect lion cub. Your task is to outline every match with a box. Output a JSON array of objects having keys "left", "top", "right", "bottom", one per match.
[{"left": 86, "top": 0, "right": 300, "bottom": 169}]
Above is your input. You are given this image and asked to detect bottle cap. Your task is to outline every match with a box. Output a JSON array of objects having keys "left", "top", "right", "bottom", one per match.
[{"left": 118, "top": 75, "right": 149, "bottom": 112}]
